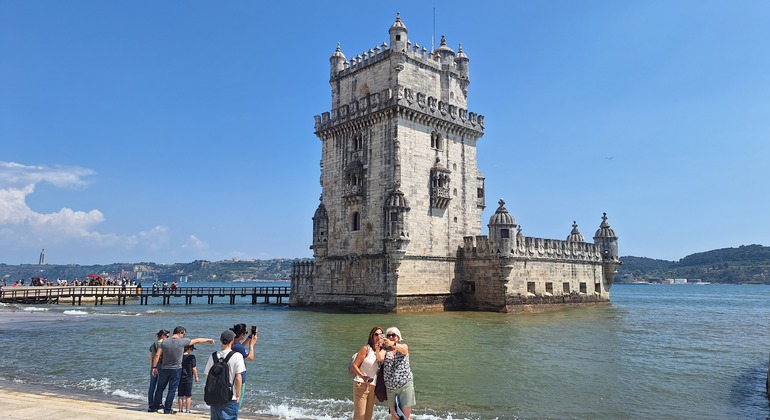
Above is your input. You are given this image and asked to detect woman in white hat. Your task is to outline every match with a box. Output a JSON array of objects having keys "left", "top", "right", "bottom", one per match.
[{"left": 378, "top": 327, "right": 415, "bottom": 419}]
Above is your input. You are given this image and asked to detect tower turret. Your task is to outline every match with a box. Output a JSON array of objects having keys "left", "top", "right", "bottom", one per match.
[
  {"left": 389, "top": 12, "right": 408, "bottom": 52},
  {"left": 435, "top": 35, "right": 455, "bottom": 65},
  {"left": 311, "top": 201, "right": 328, "bottom": 257},
  {"left": 488, "top": 199, "right": 517, "bottom": 255},
  {"left": 566, "top": 221, "right": 585, "bottom": 242},
  {"left": 329, "top": 43, "right": 347, "bottom": 79},
  {"left": 455, "top": 43, "right": 470, "bottom": 96},
  {"left": 593, "top": 212, "right": 620, "bottom": 287}
]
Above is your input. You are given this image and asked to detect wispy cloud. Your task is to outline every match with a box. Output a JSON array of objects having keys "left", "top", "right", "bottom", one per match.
[
  {"left": 182, "top": 235, "right": 208, "bottom": 251},
  {"left": 0, "top": 162, "right": 179, "bottom": 259},
  {"left": 0, "top": 162, "right": 103, "bottom": 241}
]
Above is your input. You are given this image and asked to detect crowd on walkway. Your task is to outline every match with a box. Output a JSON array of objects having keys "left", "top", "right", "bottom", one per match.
[{"left": 3, "top": 277, "right": 139, "bottom": 287}]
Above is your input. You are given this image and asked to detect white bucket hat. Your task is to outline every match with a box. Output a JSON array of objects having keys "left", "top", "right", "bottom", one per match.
[{"left": 386, "top": 327, "right": 402, "bottom": 340}]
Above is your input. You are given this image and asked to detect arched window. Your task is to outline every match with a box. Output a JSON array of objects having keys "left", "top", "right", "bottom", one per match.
[{"left": 351, "top": 212, "right": 361, "bottom": 231}]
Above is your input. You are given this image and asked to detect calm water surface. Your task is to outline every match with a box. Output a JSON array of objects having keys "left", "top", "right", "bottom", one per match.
[{"left": 0, "top": 283, "right": 768, "bottom": 419}]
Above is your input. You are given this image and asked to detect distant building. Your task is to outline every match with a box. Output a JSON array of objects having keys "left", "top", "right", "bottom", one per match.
[
  {"left": 290, "top": 14, "right": 620, "bottom": 312},
  {"left": 38, "top": 249, "right": 45, "bottom": 265}
]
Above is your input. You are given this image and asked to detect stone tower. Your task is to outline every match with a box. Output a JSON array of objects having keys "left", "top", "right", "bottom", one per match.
[
  {"left": 290, "top": 13, "right": 620, "bottom": 313},
  {"left": 290, "top": 14, "right": 486, "bottom": 312}
]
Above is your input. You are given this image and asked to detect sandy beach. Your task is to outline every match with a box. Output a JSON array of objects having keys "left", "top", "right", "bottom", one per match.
[{"left": 0, "top": 380, "right": 275, "bottom": 419}]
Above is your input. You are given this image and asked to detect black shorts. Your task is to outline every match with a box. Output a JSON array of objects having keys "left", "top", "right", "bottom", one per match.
[{"left": 178, "top": 381, "right": 193, "bottom": 397}]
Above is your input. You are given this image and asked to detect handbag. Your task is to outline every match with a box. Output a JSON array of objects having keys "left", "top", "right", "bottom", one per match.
[{"left": 374, "top": 363, "right": 387, "bottom": 402}]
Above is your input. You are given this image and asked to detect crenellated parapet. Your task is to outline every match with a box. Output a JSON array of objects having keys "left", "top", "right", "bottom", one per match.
[
  {"left": 330, "top": 36, "right": 466, "bottom": 81},
  {"left": 290, "top": 260, "right": 316, "bottom": 280},
  {"left": 461, "top": 234, "right": 603, "bottom": 262}
]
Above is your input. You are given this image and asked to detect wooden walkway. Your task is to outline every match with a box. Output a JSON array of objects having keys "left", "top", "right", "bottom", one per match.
[{"left": 0, "top": 286, "right": 290, "bottom": 306}]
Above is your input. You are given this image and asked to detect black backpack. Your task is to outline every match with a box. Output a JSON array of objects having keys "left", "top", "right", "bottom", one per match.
[{"left": 204, "top": 351, "right": 236, "bottom": 405}]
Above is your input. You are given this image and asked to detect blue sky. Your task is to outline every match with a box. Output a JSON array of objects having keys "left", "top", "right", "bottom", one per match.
[{"left": 2, "top": 1, "right": 769, "bottom": 265}]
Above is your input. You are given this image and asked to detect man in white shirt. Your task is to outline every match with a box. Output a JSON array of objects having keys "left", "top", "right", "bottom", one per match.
[{"left": 204, "top": 330, "right": 246, "bottom": 420}]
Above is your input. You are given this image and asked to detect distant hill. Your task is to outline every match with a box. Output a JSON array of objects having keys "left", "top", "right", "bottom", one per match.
[
  {"left": 0, "top": 258, "right": 311, "bottom": 284},
  {"left": 618, "top": 244, "right": 770, "bottom": 284}
]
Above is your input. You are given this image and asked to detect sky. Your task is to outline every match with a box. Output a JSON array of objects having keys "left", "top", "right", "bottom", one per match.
[{"left": 2, "top": 1, "right": 769, "bottom": 265}]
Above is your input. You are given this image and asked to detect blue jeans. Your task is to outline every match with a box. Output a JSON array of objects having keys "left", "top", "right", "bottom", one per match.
[
  {"left": 210, "top": 400, "right": 239, "bottom": 420},
  {"left": 153, "top": 367, "right": 182, "bottom": 412},
  {"left": 148, "top": 368, "right": 159, "bottom": 409}
]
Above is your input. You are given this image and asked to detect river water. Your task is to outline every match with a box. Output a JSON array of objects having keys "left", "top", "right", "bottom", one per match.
[{"left": 0, "top": 283, "right": 768, "bottom": 419}]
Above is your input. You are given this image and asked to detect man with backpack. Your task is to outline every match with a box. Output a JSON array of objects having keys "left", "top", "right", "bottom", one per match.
[{"left": 204, "top": 329, "right": 246, "bottom": 420}]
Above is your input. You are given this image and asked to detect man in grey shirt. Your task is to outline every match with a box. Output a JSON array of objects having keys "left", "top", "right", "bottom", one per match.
[{"left": 151, "top": 325, "right": 215, "bottom": 414}]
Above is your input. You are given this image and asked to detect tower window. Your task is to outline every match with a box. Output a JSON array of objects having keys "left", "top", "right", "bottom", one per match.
[
  {"left": 430, "top": 131, "right": 443, "bottom": 150},
  {"left": 353, "top": 133, "right": 363, "bottom": 151},
  {"left": 500, "top": 229, "right": 510, "bottom": 239},
  {"left": 396, "top": 35, "right": 401, "bottom": 41},
  {"left": 352, "top": 212, "right": 361, "bottom": 231}
]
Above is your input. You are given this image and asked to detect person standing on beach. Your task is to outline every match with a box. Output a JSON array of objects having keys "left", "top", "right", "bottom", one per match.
[
  {"left": 379, "top": 327, "right": 415, "bottom": 420},
  {"left": 229, "top": 323, "right": 258, "bottom": 398},
  {"left": 204, "top": 330, "right": 246, "bottom": 420},
  {"left": 352, "top": 326, "right": 385, "bottom": 420},
  {"left": 152, "top": 326, "right": 215, "bottom": 414},
  {"left": 148, "top": 329, "right": 169, "bottom": 412},
  {"left": 177, "top": 345, "right": 199, "bottom": 414}
]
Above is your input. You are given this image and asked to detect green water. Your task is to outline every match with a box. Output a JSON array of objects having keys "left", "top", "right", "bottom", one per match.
[{"left": 0, "top": 283, "right": 768, "bottom": 419}]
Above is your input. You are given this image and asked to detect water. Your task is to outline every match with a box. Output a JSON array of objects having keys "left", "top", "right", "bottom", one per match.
[{"left": 0, "top": 283, "right": 768, "bottom": 419}]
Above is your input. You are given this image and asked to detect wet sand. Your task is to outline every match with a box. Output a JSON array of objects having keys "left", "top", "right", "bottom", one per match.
[{"left": 0, "top": 380, "right": 275, "bottom": 419}]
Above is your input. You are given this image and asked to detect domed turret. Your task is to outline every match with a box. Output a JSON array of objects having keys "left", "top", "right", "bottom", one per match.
[
  {"left": 311, "top": 202, "right": 328, "bottom": 256},
  {"left": 455, "top": 43, "right": 470, "bottom": 81},
  {"left": 330, "top": 43, "right": 347, "bottom": 78},
  {"left": 435, "top": 35, "right": 455, "bottom": 64},
  {"left": 385, "top": 189, "right": 410, "bottom": 209},
  {"left": 488, "top": 199, "right": 517, "bottom": 255},
  {"left": 385, "top": 188, "right": 410, "bottom": 239},
  {"left": 566, "top": 221, "right": 585, "bottom": 242},
  {"left": 488, "top": 198, "right": 516, "bottom": 226},
  {"left": 593, "top": 212, "right": 620, "bottom": 288},
  {"left": 594, "top": 213, "right": 616, "bottom": 240},
  {"left": 389, "top": 12, "right": 408, "bottom": 52}
]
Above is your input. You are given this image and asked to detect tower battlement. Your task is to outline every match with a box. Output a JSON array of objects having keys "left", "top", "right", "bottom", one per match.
[{"left": 461, "top": 234, "right": 602, "bottom": 261}]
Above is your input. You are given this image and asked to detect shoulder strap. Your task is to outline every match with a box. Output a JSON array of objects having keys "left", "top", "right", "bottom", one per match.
[
  {"left": 211, "top": 351, "right": 219, "bottom": 362},
  {"left": 223, "top": 350, "right": 236, "bottom": 363}
]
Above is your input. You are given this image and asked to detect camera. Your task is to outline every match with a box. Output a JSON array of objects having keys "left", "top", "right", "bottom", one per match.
[
  {"left": 250, "top": 325, "right": 257, "bottom": 337},
  {"left": 367, "top": 377, "right": 374, "bottom": 383}
]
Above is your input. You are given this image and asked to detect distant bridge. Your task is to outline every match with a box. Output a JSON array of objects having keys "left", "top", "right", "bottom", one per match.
[{"left": 0, "top": 286, "right": 290, "bottom": 306}]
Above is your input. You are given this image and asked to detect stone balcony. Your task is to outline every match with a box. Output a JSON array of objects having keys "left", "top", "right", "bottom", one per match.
[
  {"left": 343, "top": 185, "right": 364, "bottom": 205},
  {"left": 431, "top": 187, "right": 451, "bottom": 209}
]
